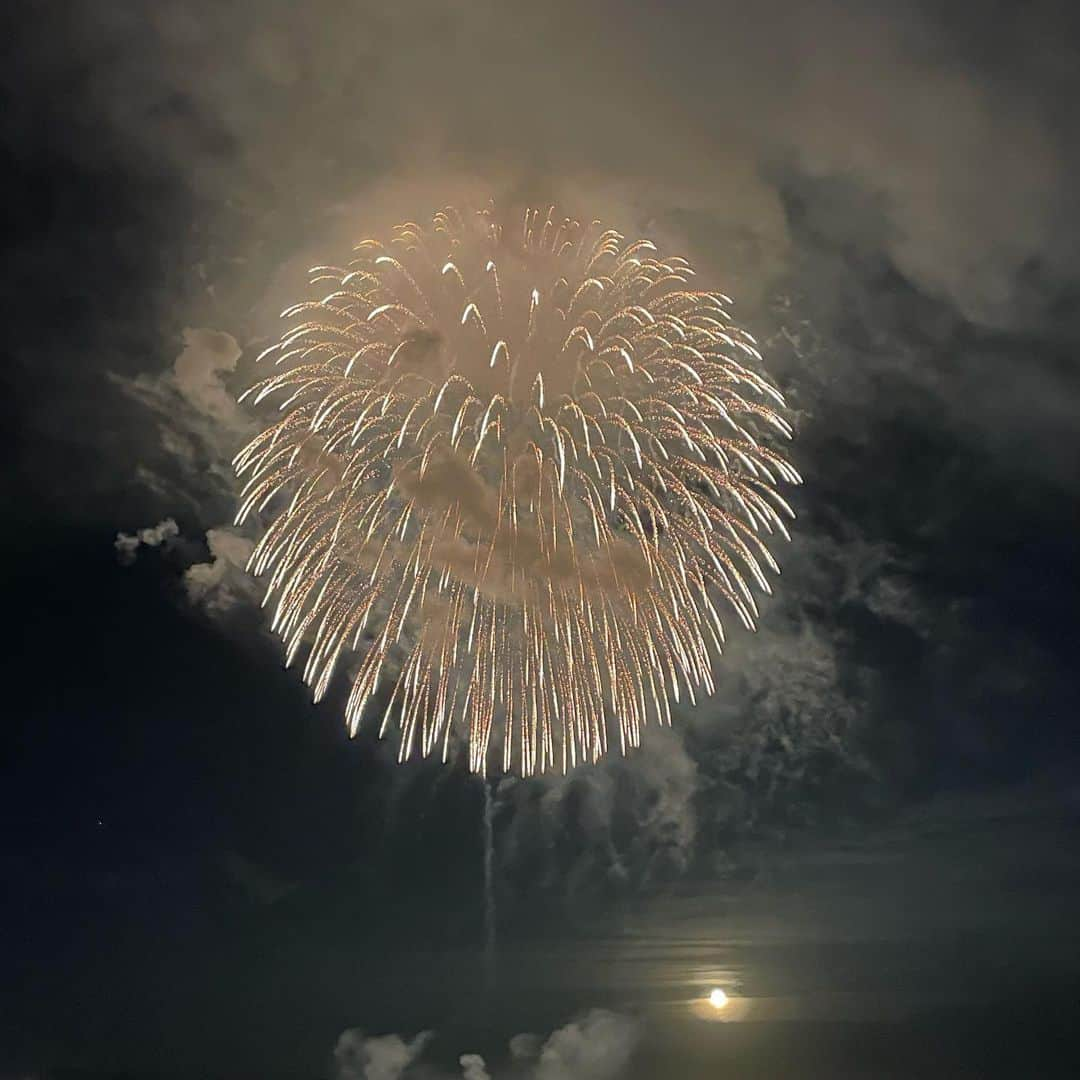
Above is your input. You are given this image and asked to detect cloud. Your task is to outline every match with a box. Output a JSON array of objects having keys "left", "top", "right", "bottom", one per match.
[
  {"left": 489, "top": 515, "right": 907, "bottom": 898},
  {"left": 114, "top": 517, "right": 179, "bottom": 565},
  {"left": 333, "top": 1028, "right": 433, "bottom": 1080},
  {"left": 459, "top": 1053, "right": 491, "bottom": 1080},
  {"left": 110, "top": 326, "right": 251, "bottom": 510},
  {"left": 70, "top": 0, "right": 1076, "bottom": 532},
  {"left": 111, "top": 328, "right": 263, "bottom": 617},
  {"left": 107, "top": 273, "right": 923, "bottom": 905},
  {"left": 171, "top": 326, "right": 246, "bottom": 429},
  {"left": 535, "top": 1010, "right": 639, "bottom": 1080},
  {"left": 331, "top": 1011, "right": 637, "bottom": 1080},
  {"left": 508, "top": 1034, "right": 541, "bottom": 1061},
  {"left": 115, "top": 517, "right": 259, "bottom": 616},
  {"left": 38, "top": 0, "right": 1070, "bottom": 902},
  {"left": 183, "top": 526, "right": 258, "bottom": 614},
  {"left": 14, "top": 1, "right": 1079, "bottom": 330},
  {"left": 766, "top": 2, "right": 1077, "bottom": 328},
  {"left": 218, "top": 851, "right": 299, "bottom": 905}
]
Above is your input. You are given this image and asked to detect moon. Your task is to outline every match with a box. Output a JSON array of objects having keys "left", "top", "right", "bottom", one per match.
[{"left": 708, "top": 988, "right": 729, "bottom": 1010}]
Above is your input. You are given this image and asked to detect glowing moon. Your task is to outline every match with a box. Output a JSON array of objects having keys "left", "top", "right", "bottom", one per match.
[{"left": 709, "top": 988, "right": 729, "bottom": 1010}]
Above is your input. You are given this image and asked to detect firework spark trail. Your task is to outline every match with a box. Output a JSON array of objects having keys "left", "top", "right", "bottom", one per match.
[
  {"left": 483, "top": 780, "right": 496, "bottom": 988},
  {"left": 234, "top": 204, "right": 801, "bottom": 775}
]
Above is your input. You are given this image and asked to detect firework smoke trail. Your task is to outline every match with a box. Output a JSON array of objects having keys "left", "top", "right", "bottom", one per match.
[
  {"left": 482, "top": 780, "right": 496, "bottom": 988},
  {"left": 234, "top": 204, "right": 800, "bottom": 775}
]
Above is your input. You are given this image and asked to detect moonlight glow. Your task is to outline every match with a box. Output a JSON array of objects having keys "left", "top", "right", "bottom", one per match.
[
  {"left": 234, "top": 204, "right": 800, "bottom": 776},
  {"left": 709, "top": 988, "right": 729, "bottom": 1010}
]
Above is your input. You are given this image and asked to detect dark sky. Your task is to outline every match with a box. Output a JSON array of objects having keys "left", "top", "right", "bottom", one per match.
[{"left": 3, "top": 1, "right": 1080, "bottom": 1078}]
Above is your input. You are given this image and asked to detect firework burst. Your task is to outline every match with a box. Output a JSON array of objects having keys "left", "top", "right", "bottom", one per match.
[{"left": 234, "top": 205, "right": 800, "bottom": 775}]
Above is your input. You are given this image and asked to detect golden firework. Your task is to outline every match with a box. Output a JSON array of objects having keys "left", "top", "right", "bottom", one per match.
[{"left": 234, "top": 205, "right": 800, "bottom": 775}]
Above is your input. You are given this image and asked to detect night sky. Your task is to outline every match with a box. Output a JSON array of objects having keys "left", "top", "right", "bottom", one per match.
[{"left": 3, "top": 2, "right": 1080, "bottom": 1078}]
